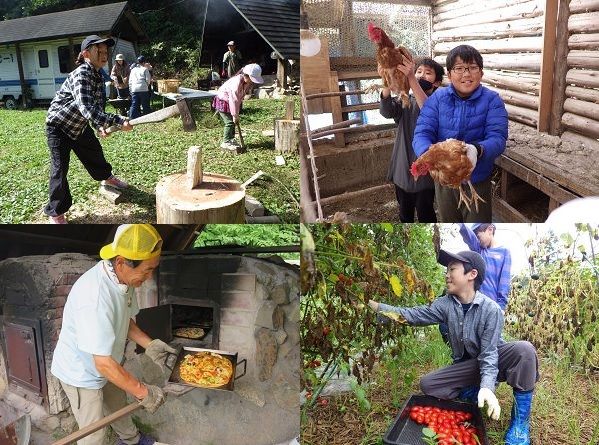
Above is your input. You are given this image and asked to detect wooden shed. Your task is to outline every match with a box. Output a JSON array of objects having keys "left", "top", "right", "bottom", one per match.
[
  {"left": 0, "top": 1, "right": 147, "bottom": 108},
  {"left": 300, "top": 0, "right": 599, "bottom": 222}
]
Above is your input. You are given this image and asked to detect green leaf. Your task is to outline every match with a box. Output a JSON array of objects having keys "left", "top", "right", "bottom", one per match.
[
  {"left": 329, "top": 273, "right": 339, "bottom": 283},
  {"left": 422, "top": 427, "right": 436, "bottom": 438},
  {"left": 381, "top": 223, "right": 394, "bottom": 233},
  {"left": 389, "top": 275, "right": 403, "bottom": 296}
]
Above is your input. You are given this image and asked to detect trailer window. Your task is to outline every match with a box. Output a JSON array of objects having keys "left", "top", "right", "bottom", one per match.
[
  {"left": 58, "top": 46, "right": 79, "bottom": 73},
  {"left": 38, "top": 50, "right": 49, "bottom": 68}
]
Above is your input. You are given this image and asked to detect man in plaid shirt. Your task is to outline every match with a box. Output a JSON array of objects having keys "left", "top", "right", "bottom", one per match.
[{"left": 44, "top": 35, "right": 133, "bottom": 224}]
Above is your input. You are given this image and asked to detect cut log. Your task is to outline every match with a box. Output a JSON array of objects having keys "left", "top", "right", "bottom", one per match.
[
  {"left": 434, "top": 53, "right": 541, "bottom": 72},
  {"left": 156, "top": 172, "right": 245, "bottom": 223},
  {"left": 569, "top": 12, "right": 599, "bottom": 33},
  {"left": 566, "top": 69, "right": 599, "bottom": 88},
  {"left": 435, "top": 36, "right": 543, "bottom": 54},
  {"left": 561, "top": 112, "right": 599, "bottom": 139},
  {"left": 99, "top": 185, "right": 124, "bottom": 204},
  {"left": 433, "top": 16, "right": 544, "bottom": 41},
  {"left": 569, "top": 0, "right": 599, "bottom": 14},
  {"left": 482, "top": 70, "right": 540, "bottom": 94},
  {"left": 568, "top": 50, "right": 599, "bottom": 69},
  {"left": 569, "top": 32, "right": 599, "bottom": 50},
  {"left": 186, "top": 146, "right": 203, "bottom": 189},
  {"left": 485, "top": 85, "right": 539, "bottom": 110},
  {"left": 565, "top": 85, "right": 599, "bottom": 103},
  {"left": 564, "top": 97, "right": 599, "bottom": 121},
  {"left": 275, "top": 119, "right": 300, "bottom": 153},
  {"left": 434, "top": 0, "right": 529, "bottom": 23},
  {"left": 505, "top": 103, "right": 538, "bottom": 127}
]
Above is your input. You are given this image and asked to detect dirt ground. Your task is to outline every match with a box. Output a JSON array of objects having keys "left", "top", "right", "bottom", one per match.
[{"left": 319, "top": 121, "right": 599, "bottom": 223}]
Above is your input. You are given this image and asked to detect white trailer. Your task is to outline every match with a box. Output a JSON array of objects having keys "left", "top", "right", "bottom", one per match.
[{"left": 0, "top": 37, "right": 136, "bottom": 108}]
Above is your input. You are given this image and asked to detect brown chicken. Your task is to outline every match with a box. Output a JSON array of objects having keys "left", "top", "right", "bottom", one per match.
[
  {"left": 410, "top": 139, "right": 485, "bottom": 212},
  {"left": 367, "top": 22, "right": 413, "bottom": 108}
]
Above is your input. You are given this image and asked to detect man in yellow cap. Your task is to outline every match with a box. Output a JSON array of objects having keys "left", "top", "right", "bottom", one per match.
[{"left": 51, "top": 224, "right": 177, "bottom": 445}]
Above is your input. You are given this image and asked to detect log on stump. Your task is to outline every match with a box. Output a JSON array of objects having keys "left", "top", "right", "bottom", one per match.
[
  {"left": 156, "top": 146, "right": 245, "bottom": 223},
  {"left": 274, "top": 119, "right": 300, "bottom": 153}
]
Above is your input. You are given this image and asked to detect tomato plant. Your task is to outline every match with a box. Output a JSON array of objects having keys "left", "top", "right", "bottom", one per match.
[{"left": 300, "top": 224, "right": 445, "bottom": 407}]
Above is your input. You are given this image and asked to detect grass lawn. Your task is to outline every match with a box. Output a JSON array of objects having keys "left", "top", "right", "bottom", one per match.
[
  {"left": 0, "top": 96, "right": 300, "bottom": 223},
  {"left": 301, "top": 329, "right": 599, "bottom": 445}
]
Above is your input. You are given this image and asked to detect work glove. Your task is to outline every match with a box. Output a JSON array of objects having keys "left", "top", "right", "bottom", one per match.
[
  {"left": 139, "top": 384, "right": 165, "bottom": 414},
  {"left": 368, "top": 300, "right": 379, "bottom": 312},
  {"left": 144, "top": 339, "right": 177, "bottom": 373},
  {"left": 464, "top": 143, "right": 478, "bottom": 170},
  {"left": 478, "top": 387, "right": 501, "bottom": 420}
]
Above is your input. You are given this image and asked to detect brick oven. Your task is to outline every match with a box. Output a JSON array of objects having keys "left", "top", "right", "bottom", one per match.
[{"left": 0, "top": 251, "right": 299, "bottom": 445}]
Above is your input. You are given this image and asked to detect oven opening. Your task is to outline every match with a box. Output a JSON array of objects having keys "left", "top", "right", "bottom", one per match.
[{"left": 171, "top": 304, "right": 214, "bottom": 347}]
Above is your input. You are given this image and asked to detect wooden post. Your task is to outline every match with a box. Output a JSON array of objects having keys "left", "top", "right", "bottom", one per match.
[
  {"left": 285, "top": 100, "right": 295, "bottom": 120},
  {"left": 538, "top": 0, "right": 559, "bottom": 133},
  {"left": 549, "top": 0, "right": 570, "bottom": 135},
  {"left": 15, "top": 43, "right": 27, "bottom": 107},
  {"left": 329, "top": 71, "right": 345, "bottom": 147},
  {"left": 187, "top": 146, "right": 203, "bottom": 188},
  {"left": 277, "top": 58, "right": 288, "bottom": 89},
  {"left": 275, "top": 120, "right": 300, "bottom": 153}
]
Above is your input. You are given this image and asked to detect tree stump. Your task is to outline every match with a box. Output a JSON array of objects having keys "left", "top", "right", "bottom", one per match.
[
  {"left": 274, "top": 119, "right": 300, "bottom": 153},
  {"left": 156, "top": 146, "right": 245, "bottom": 223}
]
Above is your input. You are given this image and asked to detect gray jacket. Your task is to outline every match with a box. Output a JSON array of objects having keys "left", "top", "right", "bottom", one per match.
[
  {"left": 380, "top": 94, "right": 434, "bottom": 193},
  {"left": 377, "top": 291, "right": 504, "bottom": 390}
]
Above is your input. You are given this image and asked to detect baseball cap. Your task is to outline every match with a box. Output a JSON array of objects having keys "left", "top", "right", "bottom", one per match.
[
  {"left": 438, "top": 249, "right": 486, "bottom": 282},
  {"left": 100, "top": 224, "right": 163, "bottom": 261},
  {"left": 242, "top": 63, "right": 263, "bottom": 84},
  {"left": 137, "top": 55, "right": 145, "bottom": 64},
  {"left": 81, "top": 35, "right": 115, "bottom": 51},
  {"left": 471, "top": 223, "right": 495, "bottom": 233},
  {"left": 227, "top": 41, "right": 235, "bottom": 46},
  {"left": 115, "top": 53, "right": 125, "bottom": 61}
]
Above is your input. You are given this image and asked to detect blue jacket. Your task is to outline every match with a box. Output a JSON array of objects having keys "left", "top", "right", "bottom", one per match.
[{"left": 412, "top": 84, "right": 508, "bottom": 184}]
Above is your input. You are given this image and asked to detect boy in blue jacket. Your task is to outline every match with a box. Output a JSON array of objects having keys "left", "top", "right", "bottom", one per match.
[{"left": 412, "top": 45, "right": 508, "bottom": 222}]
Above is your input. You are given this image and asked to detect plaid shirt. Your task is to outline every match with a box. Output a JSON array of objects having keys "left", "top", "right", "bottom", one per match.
[
  {"left": 377, "top": 291, "right": 504, "bottom": 390},
  {"left": 46, "top": 61, "right": 126, "bottom": 140}
]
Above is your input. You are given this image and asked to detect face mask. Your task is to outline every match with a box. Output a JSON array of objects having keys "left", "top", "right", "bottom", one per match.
[{"left": 418, "top": 78, "right": 434, "bottom": 93}]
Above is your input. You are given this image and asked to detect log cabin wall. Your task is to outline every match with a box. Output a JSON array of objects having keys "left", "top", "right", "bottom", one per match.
[{"left": 431, "top": 0, "right": 599, "bottom": 150}]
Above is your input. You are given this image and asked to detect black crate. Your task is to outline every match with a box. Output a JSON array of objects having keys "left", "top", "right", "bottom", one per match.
[{"left": 383, "top": 394, "right": 489, "bottom": 445}]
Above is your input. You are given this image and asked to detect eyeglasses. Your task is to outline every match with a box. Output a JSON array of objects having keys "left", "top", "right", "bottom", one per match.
[{"left": 452, "top": 65, "right": 481, "bottom": 75}]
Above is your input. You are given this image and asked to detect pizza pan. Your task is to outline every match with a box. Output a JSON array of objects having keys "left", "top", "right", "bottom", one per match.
[{"left": 165, "top": 346, "right": 247, "bottom": 391}]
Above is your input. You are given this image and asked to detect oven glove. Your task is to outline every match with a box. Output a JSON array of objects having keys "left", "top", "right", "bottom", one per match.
[
  {"left": 140, "top": 384, "right": 165, "bottom": 414},
  {"left": 145, "top": 339, "right": 177, "bottom": 373}
]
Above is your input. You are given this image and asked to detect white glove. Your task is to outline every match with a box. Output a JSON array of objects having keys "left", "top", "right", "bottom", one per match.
[
  {"left": 465, "top": 144, "right": 478, "bottom": 170},
  {"left": 478, "top": 387, "right": 501, "bottom": 420}
]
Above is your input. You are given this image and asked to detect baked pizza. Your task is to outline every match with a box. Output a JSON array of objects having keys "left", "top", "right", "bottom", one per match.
[
  {"left": 178, "top": 351, "right": 233, "bottom": 388},
  {"left": 173, "top": 327, "right": 205, "bottom": 339}
]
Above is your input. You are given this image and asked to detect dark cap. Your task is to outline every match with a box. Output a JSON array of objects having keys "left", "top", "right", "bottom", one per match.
[
  {"left": 81, "top": 35, "right": 115, "bottom": 51},
  {"left": 438, "top": 249, "right": 486, "bottom": 282},
  {"left": 471, "top": 223, "right": 495, "bottom": 233},
  {"left": 137, "top": 55, "right": 145, "bottom": 64}
]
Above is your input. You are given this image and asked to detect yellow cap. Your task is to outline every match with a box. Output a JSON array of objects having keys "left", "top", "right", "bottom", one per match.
[{"left": 100, "top": 224, "right": 163, "bottom": 260}]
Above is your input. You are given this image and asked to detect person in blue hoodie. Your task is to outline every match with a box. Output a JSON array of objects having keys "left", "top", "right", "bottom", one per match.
[{"left": 412, "top": 45, "right": 508, "bottom": 222}]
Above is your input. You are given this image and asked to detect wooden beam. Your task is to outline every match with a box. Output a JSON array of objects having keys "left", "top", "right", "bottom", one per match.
[
  {"left": 277, "top": 58, "right": 288, "bottom": 89},
  {"left": 549, "top": 0, "right": 570, "bottom": 135},
  {"left": 562, "top": 112, "right": 599, "bottom": 139},
  {"left": 336, "top": 70, "right": 380, "bottom": 81},
  {"left": 506, "top": 103, "right": 538, "bottom": 127},
  {"left": 433, "top": 16, "right": 544, "bottom": 41},
  {"left": 568, "top": 32, "right": 599, "bottom": 49},
  {"left": 568, "top": 11, "right": 599, "bottom": 33},
  {"left": 567, "top": 50, "right": 599, "bottom": 69},
  {"left": 538, "top": 0, "right": 559, "bottom": 133},
  {"left": 329, "top": 71, "right": 345, "bottom": 147},
  {"left": 340, "top": 103, "right": 379, "bottom": 113},
  {"left": 566, "top": 68, "right": 599, "bottom": 88},
  {"left": 493, "top": 197, "right": 532, "bottom": 222},
  {"left": 15, "top": 43, "right": 27, "bottom": 107}
]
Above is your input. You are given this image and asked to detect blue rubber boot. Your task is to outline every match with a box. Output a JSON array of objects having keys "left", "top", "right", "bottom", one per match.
[
  {"left": 504, "top": 390, "right": 533, "bottom": 445},
  {"left": 457, "top": 386, "right": 479, "bottom": 403}
]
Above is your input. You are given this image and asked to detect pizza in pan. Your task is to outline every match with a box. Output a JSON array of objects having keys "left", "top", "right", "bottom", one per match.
[{"left": 179, "top": 351, "right": 233, "bottom": 388}]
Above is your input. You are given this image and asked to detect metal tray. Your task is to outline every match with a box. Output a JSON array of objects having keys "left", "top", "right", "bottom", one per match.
[
  {"left": 172, "top": 325, "right": 211, "bottom": 340},
  {"left": 165, "top": 346, "right": 247, "bottom": 391},
  {"left": 383, "top": 394, "right": 488, "bottom": 445}
]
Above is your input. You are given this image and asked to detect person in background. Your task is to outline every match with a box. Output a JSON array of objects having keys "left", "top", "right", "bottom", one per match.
[
  {"left": 44, "top": 34, "right": 132, "bottom": 224},
  {"left": 379, "top": 57, "right": 444, "bottom": 222},
  {"left": 212, "top": 63, "right": 263, "bottom": 153},
  {"left": 51, "top": 224, "right": 177, "bottom": 445},
  {"left": 222, "top": 40, "right": 242, "bottom": 78},
  {"left": 128, "top": 56, "right": 151, "bottom": 119},
  {"left": 111, "top": 54, "right": 130, "bottom": 99}
]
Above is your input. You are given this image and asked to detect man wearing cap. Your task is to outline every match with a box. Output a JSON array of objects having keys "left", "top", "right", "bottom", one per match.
[
  {"left": 111, "top": 54, "right": 131, "bottom": 99},
  {"left": 212, "top": 63, "right": 264, "bottom": 152},
  {"left": 51, "top": 224, "right": 177, "bottom": 445},
  {"left": 222, "top": 41, "right": 242, "bottom": 78},
  {"left": 460, "top": 223, "right": 512, "bottom": 312},
  {"left": 44, "top": 35, "right": 133, "bottom": 224},
  {"left": 128, "top": 56, "right": 152, "bottom": 119},
  {"left": 368, "top": 250, "right": 538, "bottom": 445}
]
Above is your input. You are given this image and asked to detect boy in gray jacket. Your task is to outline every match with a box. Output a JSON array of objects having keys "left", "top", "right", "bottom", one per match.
[{"left": 368, "top": 250, "right": 538, "bottom": 445}]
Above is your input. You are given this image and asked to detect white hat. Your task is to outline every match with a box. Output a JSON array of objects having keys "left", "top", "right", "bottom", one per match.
[
  {"left": 115, "top": 53, "right": 124, "bottom": 61},
  {"left": 242, "top": 63, "right": 263, "bottom": 84},
  {"left": 227, "top": 41, "right": 235, "bottom": 46}
]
